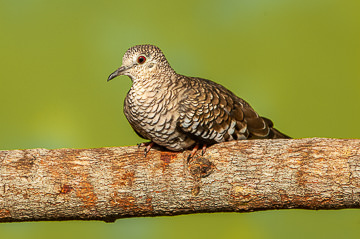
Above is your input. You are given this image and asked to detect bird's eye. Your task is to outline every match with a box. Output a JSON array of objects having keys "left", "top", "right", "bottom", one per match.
[{"left": 137, "top": 56, "right": 146, "bottom": 64}]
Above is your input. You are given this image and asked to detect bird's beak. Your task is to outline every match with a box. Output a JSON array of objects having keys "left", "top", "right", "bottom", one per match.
[{"left": 107, "top": 65, "right": 129, "bottom": 82}]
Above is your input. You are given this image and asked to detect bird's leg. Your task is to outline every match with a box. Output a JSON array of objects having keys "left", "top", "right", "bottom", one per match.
[
  {"left": 137, "top": 142, "right": 148, "bottom": 148},
  {"left": 187, "top": 144, "right": 208, "bottom": 163},
  {"left": 187, "top": 144, "right": 200, "bottom": 163},
  {"left": 144, "top": 142, "right": 155, "bottom": 157},
  {"left": 201, "top": 144, "right": 207, "bottom": 155},
  {"left": 137, "top": 142, "right": 155, "bottom": 157}
]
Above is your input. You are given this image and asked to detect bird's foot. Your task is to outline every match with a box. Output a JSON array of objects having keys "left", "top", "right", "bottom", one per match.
[
  {"left": 137, "top": 142, "right": 155, "bottom": 157},
  {"left": 201, "top": 144, "right": 207, "bottom": 155},
  {"left": 187, "top": 144, "right": 207, "bottom": 163}
]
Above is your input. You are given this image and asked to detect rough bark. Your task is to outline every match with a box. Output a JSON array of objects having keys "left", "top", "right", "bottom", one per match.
[{"left": 0, "top": 138, "right": 359, "bottom": 222}]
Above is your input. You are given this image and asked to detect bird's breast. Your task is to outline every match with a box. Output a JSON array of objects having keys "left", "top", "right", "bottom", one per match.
[{"left": 123, "top": 81, "right": 188, "bottom": 148}]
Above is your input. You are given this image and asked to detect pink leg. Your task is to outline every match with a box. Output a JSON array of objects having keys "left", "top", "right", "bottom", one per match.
[
  {"left": 144, "top": 142, "right": 155, "bottom": 157},
  {"left": 201, "top": 144, "right": 207, "bottom": 155},
  {"left": 138, "top": 142, "right": 151, "bottom": 148},
  {"left": 187, "top": 144, "right": 208, "bottom": 163},
  {"left": 138, "top": 142, "right": 155, "bottom": 157}
]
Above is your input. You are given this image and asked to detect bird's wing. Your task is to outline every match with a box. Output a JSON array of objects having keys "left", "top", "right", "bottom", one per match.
[{"left": 177, "top": 77, "right": 270, "bottom": 143}]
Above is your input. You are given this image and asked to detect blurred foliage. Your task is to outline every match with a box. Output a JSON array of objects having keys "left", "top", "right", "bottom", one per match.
[{"left": 0, "top": 0, "right": 359, "bottom": 238}]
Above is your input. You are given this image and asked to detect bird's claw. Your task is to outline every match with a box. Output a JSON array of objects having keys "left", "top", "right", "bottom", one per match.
[
  {"left": 139, "top": 142, "right": 155, "bottom": 157},
  {"left": 201, "top": 144, "right": 207, "bottom": 155},
  {"left": 187, "top": 144, "right": 207, "bottom": 163},
  {"left": 186, "top": 153, "right": 192, "bottom": 163}
]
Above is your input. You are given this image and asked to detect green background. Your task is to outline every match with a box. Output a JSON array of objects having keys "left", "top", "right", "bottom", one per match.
[{"left": 1, "top": 0, "right": 359, "bottom": 238}]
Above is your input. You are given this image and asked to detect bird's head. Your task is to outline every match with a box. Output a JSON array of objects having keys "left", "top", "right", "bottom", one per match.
[{"left": 107, "top": 44, "right": 174, "bottom": 82}]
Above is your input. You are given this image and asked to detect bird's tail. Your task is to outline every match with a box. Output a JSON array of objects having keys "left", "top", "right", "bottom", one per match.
[{"left": 262, "top": 117, "right": 291, "bottom": 139}]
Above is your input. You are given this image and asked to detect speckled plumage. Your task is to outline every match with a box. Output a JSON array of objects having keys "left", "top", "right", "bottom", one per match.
[{"left": 108, "top": 44, "right": 290, "bottom": 151}]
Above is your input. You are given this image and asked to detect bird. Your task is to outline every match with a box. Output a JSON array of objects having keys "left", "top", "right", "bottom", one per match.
[{"left": 107, "top": 44, "right": 290, "bottom": 158}]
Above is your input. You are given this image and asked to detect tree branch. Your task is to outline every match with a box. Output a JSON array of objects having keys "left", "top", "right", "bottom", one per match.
[{"left": 0, "top": 138, "right": 359, "bottom": 222}]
